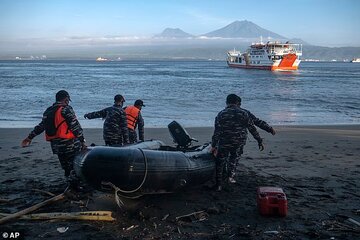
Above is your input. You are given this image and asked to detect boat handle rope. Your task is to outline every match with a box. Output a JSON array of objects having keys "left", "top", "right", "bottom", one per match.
[{"left": 101, "top": 148, "right": 148, "bottom": 206}]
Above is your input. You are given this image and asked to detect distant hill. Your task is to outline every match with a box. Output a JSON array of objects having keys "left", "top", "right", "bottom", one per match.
[
  {"left": 288, "top": 38, "right": 311, "bottom": 45},
  {"left": 302, "top": 45, "right": 360, "bottom": 61},
  {"left": 154, "top": 28, "right": 193, "bottom": 38},
  {"left": 202, "top": 20, "right": 286, "bottom": 39}
]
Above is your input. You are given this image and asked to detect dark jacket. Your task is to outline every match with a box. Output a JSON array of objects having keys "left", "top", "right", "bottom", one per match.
[
  {"left": 211, "top": 105, "right": 262, "bottom": 149},
  {"left": 243, "top": 109, "right": 274, "bottom": 134},
  {"left": 85, "top": 104, "right": 129, "bottom": 144}
]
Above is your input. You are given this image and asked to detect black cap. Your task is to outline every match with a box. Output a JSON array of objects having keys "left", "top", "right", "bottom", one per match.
[
  {"left": 134, "top": 99, "right": 145, "bottom": 107},
  {"left": 56, "top": 90, "right": 71, "bottom": 102},
  {"left": 114, "top": 94, "right": 125, "bottom": 103},
  {"left": 226, "top": 94, "right": 241, "bottom": 105}
]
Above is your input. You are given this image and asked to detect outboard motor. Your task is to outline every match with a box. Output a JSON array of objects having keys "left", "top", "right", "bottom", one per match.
[{"left": 168, "top": 121, "right": 198, "bottom": 149}]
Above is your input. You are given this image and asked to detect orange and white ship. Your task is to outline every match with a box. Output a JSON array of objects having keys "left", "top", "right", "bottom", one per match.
[{"left": 227, "top": 41, "right": 302, "bottom": 71}]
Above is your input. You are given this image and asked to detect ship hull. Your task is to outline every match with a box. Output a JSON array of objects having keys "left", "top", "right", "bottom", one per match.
[
  {"left": 227, "top": 62, "right": 272, "bottom": 70},
  {"left": 227, "top": 62, "right": 299, "bottom": 71}
]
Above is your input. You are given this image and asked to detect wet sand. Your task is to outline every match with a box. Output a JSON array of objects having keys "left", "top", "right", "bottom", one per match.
[{"left": 0, "top": 125, "right": 360, "bottom": 239}]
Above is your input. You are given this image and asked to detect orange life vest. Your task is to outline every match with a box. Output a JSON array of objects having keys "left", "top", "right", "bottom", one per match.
[
  {"left": 45, "top": 107, "right": 75, "bottom": 141},
  {"left": 125, "top": 106, "right": 140, "bottom": 130}
]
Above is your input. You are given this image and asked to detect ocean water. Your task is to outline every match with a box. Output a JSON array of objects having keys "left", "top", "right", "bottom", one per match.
[{"left": 0, "top": 60, "right": 359, "bottom": 128}]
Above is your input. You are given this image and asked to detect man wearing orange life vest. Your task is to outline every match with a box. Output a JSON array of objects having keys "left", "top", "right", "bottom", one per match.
[
  {"left": 124, "top": 99, "right": 145, "bottom": 143},
  {"left": 21, "top": 90, "right": 86, "bottom": 178}
]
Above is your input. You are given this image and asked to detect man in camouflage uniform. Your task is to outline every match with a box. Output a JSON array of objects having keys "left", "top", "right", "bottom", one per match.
[
  {"left": 21, "top": 90, "right": 86, "bottom": 178},
  {"left": 211, "top": 94, "right": 264, "bottom": 191},
  {"left": 84, "top": 94, "right": 129, "bottom": 146},
  {"left": 225, "top": 108, "right": 276, "bottom": 183}
]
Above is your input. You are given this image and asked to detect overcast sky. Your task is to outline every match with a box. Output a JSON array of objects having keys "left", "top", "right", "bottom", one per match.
[{"left": 0, "top": 0, "right": 359, "bottom": 47}]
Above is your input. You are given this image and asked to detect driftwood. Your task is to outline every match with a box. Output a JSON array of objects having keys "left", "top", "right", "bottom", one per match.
[
  {"left": 0, "top": 188, "right": 68, "bottom": 225},
  {"left": 0, "top": 199, "right": 11, "bottom": 203},
  {"left": 175, "top": 210, "right": 209, "bottom": 222},
  {"left": 31, "top": 188, "right": 56, "bottom": 197},
  {"left": 0, "top": 211, "right": 115, "bottom": 221}
]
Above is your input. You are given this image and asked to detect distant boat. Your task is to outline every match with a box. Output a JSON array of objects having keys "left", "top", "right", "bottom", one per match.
[
  {"left": 227, "top": 41, "right": 302, "bottom": 71},
  {"left": 351, "top": 58, "right": 360, "bottom": 63},
  {"left": 96, "top": 57, "right": 108, "bottom": 62}
]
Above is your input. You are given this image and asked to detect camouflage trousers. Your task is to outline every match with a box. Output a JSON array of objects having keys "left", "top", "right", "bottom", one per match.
[
  {"left": 58, "top": 152, "right": 77, "bottom": 177},
  {"left": 105, "top": 140, "right": 124, "bottom": 146},
  {"left": 53, "top": 139, "right": 82, "bottom": 177},
  {"left": 128, "top": 129, "right": 138, "bottom": 144},
  {"left": 215, "top": 145, "right": 244, "bottom": 186}
]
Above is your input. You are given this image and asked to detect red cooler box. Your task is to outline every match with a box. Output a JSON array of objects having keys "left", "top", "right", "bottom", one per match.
[{"left": 257, "top": 187, "right": 288, "bottom": 217}]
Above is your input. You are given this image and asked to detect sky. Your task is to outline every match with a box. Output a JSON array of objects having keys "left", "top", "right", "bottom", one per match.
[{"left": 0, "top": 0, "right": 359, "bottom": 48}]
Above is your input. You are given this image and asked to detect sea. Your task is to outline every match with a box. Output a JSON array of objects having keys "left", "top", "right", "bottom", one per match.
[{"left": 0, "top": 60, "right": 359, "bottom": 128}]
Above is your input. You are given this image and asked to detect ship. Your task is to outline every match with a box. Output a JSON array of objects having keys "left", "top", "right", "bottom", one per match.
[
  {"left": 351, "top": 58, "right": 360, "bottom": 63},
  {"left": 227, "top": 41, "right": 302, "bottom": 71},
  {"left": 96, "top": 57, "right": 108, "bottom": 62}
]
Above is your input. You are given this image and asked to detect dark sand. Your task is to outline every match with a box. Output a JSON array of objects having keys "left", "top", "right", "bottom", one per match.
[{"left": 0, "top": 125, "right": 359, "bottom": 239}]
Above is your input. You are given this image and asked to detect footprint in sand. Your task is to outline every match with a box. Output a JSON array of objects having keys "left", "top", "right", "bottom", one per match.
[
  {"left": 34, "top": 159, "right": 43, "bottom": 163},
  {"left": 6, "top": 157, "right": 20, "bottom": 162},
  {"left": 21, "top": 151, "right": 33, "bottom": 154},
  {"left": 301, "top": 146, "right": 314, "bottom": 149},
  {"left": 1, "top": 179, "right": 19, "bottom": 184}
]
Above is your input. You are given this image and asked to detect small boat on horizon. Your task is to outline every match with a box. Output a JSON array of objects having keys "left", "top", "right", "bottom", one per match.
[
  {"left": 351, "top": 58, "right": 360, "bottom": 63},
  {"left": 96, "top": 57, "right": 108, "bottom": 62},
  {"left": 227, "top": 41, "right": 302, "bottom": 71}
]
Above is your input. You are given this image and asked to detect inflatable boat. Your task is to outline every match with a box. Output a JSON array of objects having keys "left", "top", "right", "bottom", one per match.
[{"left": 74, "top": 121, "right": 215, "bottom": 197}]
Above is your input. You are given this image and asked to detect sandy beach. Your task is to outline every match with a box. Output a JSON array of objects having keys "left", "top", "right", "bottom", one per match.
[{"left": 0, "top": 125, "right": 359, "bottom": 239}]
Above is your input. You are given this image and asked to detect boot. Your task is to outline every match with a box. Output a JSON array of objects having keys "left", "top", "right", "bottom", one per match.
[
  {"left": 228, "top": 171, "right": 236, "bottom": 183},
  {"left": 228, "top": 177, "right": 236, "bottom": 184}
]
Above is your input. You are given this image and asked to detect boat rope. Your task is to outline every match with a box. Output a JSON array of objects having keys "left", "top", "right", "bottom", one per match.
[{"left": 101, "top": 148, "right": 149, "bottom": 206}]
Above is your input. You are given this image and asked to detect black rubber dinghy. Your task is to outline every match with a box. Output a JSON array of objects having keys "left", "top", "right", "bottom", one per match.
[
  {"left": 73, "top": 121, "right": 215, "bottom": 196},
  {"left": 74, "top": 141, "right": 215, "bottom": 196}
]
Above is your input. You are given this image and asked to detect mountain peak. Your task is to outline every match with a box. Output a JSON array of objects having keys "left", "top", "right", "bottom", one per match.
[
  {"left": 203, "top": 20, "right": 286, "bottom": 39},
  {"left": 154, "top": 28, "right": 193, "bottom": 38}
]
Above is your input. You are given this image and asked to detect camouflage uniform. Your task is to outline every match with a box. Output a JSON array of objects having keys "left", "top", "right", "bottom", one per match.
[
  {"left": 27, "top": 102, "right": 85, "bottom": 177},
  {"left": 211, "top": 104, "right": 263, "bottom": 187},
  {"left": 226, "top": 108, "right": 274, "bottom": 177},
  {"left": 85, "top": 105, "right": 129, "bottom": 146},
  {"left": 127, "top": 111, "right": 144, "bottom": 143}
]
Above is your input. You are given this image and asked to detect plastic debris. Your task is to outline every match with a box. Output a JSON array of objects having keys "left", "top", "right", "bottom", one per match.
[{"left": 57, "top": 227, "right": 69, "bottom": 233}]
